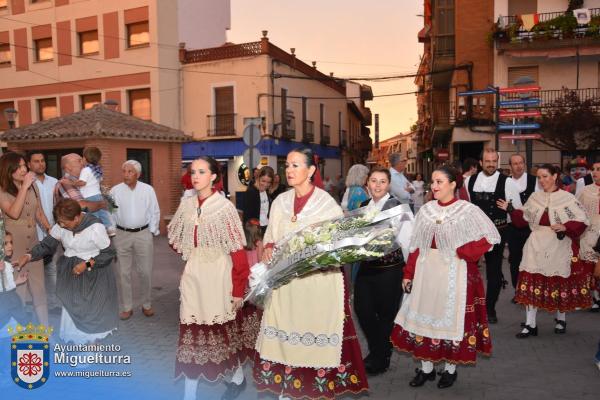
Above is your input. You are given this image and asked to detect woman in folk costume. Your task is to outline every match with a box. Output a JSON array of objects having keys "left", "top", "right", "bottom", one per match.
[
  {"left": 392, "top": 166, "right": 500, "bottom": 389},
  {"left": 354, "top": 166, "right": 413, "bottom": 376},
  {"left": 498, "top": 164, "right": 592, "bottom": 338},
  {"left": 254, "top": 147, "right": 368, "bottom": 399},
  {"left": 577, "top": 161, "right": 600, "bottom": 312},
  {"left": 168, "top": 157, "right": 260, "bottom": 400},
  {"left": 16, "top": 198, "right": 118, "bottom": 344}
]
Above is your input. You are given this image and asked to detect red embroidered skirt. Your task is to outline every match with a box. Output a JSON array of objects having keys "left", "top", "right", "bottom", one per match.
[
  {"left": 391, "top": 263, "right": 492, "bottom": 365},
  {"left": 253, "top": 287, "right": 369, "bottom": 399},
  {"left": 515, "top": 260, "right": 594, "bottom": 312},
  {"left": 175, "top": 305, "right": 261, "bottom": 382}
]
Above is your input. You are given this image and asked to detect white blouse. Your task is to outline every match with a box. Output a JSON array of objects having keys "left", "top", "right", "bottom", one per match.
[{"left": 50, "top": 221, "right": 111, "bottom": 260}]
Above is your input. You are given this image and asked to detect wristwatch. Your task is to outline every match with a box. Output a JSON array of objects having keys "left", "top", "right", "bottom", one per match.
[{"left": 85, "top": 259, "right": 94, "bottom": 272}]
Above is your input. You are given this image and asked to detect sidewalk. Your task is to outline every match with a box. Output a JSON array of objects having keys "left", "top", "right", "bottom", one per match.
[{"left": 5, "top": 236, "right": 599, "bottom": 399}]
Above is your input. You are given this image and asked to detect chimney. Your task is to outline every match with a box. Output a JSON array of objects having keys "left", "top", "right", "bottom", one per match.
[
  {"left": 312, "top": 61, "right": 317, "bottom": 69},
  {"left": 178, "top": 42, "right": 186, "bottom": 63},
  {"left": 260, "top": 30, "right": 269, "bottom": 54}
]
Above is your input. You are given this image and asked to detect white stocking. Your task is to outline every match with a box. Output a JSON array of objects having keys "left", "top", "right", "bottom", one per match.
[
  {"left": 444, "top": 362, "right": 456, "bottom": 374},
  {"left": 421, "top": 360, "right": 434, "bottom": 373},
  {"left": 184, "top": 377, "right": 198, "bottom": 400},
  {"left": 555, "top": 311, "right": 566, "bottom": 329}
]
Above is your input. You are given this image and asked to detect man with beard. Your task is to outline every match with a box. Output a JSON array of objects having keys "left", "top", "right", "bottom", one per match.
[
  {"left": 506, "top": 154, "right": 540, "bottom": 300},
  {"left": 465, "top": 148, "right": 522, "bottom": 323}
]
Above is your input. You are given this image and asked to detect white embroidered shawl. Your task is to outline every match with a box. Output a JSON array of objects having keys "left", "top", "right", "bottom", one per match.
[
  {"left": 167, "top": 194, "right": 246, "bottom": 261},
  {"left": 577, "top": 184, "right": 600, "bottom": 262},
  {"left": 523, "top": 190, "right": 589, "bottom": 227},
  {"left": 410, "top": 199, "right": 501, "bottom": 255}
]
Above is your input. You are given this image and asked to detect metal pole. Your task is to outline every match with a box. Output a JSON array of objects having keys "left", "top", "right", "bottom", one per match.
[{"left": 495, "top": 87, "right": 500, "bottom": 151}]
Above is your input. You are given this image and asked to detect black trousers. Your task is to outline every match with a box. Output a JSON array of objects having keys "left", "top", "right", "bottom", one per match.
[
  {"left": 484, "top": 227, "right": 507, "bottom": 316},
  {"left": 505, "top": 225, "right": 531, "bottom": 288},
  {"left": 353, "top": 264, "right": 403, "bottom": 367}
]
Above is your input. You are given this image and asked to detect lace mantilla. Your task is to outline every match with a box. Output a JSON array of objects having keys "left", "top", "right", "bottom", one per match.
[
  {"left": 523, "top": 190, "right": 590, "bottom": 227},
  {"left": 168, "top": 194, "right": 246, "bottom": 261},
  {"left": 409, "top": 200, "right": 501, "bottom": 254}
]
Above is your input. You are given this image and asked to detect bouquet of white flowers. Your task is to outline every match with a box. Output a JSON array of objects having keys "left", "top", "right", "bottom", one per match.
[{"left": 245, "top": 204, "right": 413, "bottom": 307}]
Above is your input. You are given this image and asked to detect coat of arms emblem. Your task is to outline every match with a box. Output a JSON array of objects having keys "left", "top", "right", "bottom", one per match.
[{"left": 9, "top": 323, "right": 52, "bottom": 390}]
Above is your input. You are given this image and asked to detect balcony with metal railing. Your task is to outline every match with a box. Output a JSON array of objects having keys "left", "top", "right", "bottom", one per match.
[
  {"left": 494, "top": 8, "right": 600, "bottom": 53},
  {"left": 321, "top": 124, "right": 330, "bottom": 145},
  {"left": 303, "top": 120, "right": 314, "bottom": 142},
  {"left": 501, "top": 87, "right": 600, "bottom": 110},
  {"left": 207, "top": 114, "right": 236, "bottom": 137}
]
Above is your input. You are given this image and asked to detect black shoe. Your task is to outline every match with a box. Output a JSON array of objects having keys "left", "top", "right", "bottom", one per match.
[
  {"left": 437, "top": 371, "right": 457, "bottom": 389},
  {"left": 554, "top": 319, "right": 567, "bottom": 334},
  {"left": 487, "top": 313, "right": 498, "bottom": 324},
  {"left": 221, "top": 378, "right": 246, "bottom": 400},
  {"left": 516, "top": 325, "right": 538, "bottom": 338},
  {"left": 409, "top": 368, "right": 436, "bottom": 387}
]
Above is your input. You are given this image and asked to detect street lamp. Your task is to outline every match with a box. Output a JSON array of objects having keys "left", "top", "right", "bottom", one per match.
[{"left": 3, "top": 108, "right": 18, "bottom": 129}]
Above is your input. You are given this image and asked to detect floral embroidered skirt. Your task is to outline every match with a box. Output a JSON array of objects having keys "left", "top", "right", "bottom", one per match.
[
  {"left": 175, "top": 305, "right": 261, "bottom": 382},
  {"left": 391, "top": 265, "right": 492, "bottom": 365},
  {"left": 515, "top": 260, "right": 594, "bottom": 312},
  {"left": 253, "top": 291, "right": 369, "bottom": 399}
]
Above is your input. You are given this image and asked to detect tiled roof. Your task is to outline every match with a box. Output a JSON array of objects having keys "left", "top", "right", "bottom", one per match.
[{"left": 2, "top": 104, "right": 189, "bottom": 142}]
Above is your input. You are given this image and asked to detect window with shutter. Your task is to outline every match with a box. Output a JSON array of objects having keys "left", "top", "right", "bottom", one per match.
[
  {"left": 79, "top": 30, "right": 99, "bottom": 55},
  {"left": 127, "top": 21, "right": 149, "bottom": 48},
  {"left": 81, "top": 93, "right": 102, "bottom": 110},
  {"left": 0, "top": 101, "right": 14, "bottom": 130},
  {"left": 0, "top": 42, "right": 10, "bottom": 66},
  {"left": 129, "top": 88, "right": 151, "bottom": 120},
  {"left": 507, "top": 66, "right": 538, "bottom": 86},
  {"left": 35, "top": 37, "right": 53, "bottom": 61},
  {"left": 38, "top": 98, "right": 57, "bottom": 121},
  {"left": 214, "top": 86, "right": 234, "bottom": 135}
]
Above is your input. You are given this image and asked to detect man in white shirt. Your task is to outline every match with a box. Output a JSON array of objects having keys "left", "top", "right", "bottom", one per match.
[
  {"left": 27, "top": 151, "right": 60, "bottom": 313},
  {"left": 464, "top": 148, "right": 522, "bottom": 324},
  {"left": 388, "top": 153, "right": 414, "bottom": 206},
  {"left": 506, "top": 154, "right": 540, "bottom": 295},
  {"left": 110, "top": 160, "right": 160, "bottom": 320}
]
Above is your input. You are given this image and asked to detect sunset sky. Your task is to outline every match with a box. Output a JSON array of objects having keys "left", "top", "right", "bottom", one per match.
[{"left": 228, "top": 0, "right": 423, "bottom": 140}]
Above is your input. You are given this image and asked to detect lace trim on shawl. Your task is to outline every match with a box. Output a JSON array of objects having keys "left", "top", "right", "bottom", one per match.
[
  {"left": 168, "top": 195, "right": 246, "bottom": 261},
  {"left": 578, "top": 185, "right": 600, "bottom": 262},
  {"left": 409, "top": 200, "right": 501, "bottom": 254},
  {"left": 523, "top": 190, "right": 590, "bottom": 227}
]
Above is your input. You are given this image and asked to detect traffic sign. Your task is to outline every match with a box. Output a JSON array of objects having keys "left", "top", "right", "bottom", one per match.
[
  {"left": 499, "top": 133, "right": 542, "bottom": 140},
  {"left": 458, "top": 89, "right": 497, "bottom": 96},
  {"left": 498, "top": 123, "right": 540, "bottom": 130},
  {"left": 499, "top": 98, "right": 541, "bottom": 107},
  {"left": 499, "top": 110, "right": 541, "bottom": 118},
  {"left": 243, "top": 120, "right": 262, "bottom": 147},
  {"left": 242, "top": 147, "right": 261, "bottom": 168},
  {"left": 499, "top": 86, "right": 541, "bottom": 94}
]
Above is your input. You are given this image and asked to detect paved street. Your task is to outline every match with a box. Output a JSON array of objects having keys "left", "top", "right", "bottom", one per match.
[{"left": 4, "top": 236, "right": 599, "bottom": 400}]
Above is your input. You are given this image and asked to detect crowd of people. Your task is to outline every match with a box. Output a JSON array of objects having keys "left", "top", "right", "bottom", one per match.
[
  {"left": 0, "top": 148, "right": 159, "bottom": 345},
  {"left": 1, "top": 145, "right": 599, "bottom": 399}
]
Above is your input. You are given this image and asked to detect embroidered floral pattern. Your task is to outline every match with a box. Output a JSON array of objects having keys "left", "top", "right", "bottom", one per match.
[
  {"left": 175, "top": 306, "right": 261, "bottom": 381},
  {"left": 515, "top": 267, "right": 593, "bottom": 312}
]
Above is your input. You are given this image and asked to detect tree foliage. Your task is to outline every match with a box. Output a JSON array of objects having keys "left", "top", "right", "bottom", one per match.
[{"left": 540, "top": 90, "right": 600, "bottom": 152}]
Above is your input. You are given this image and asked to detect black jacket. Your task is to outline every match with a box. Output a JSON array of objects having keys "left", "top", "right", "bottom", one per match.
[{"left": 242, "top": 185, "right": 272, "bottom": 225}]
